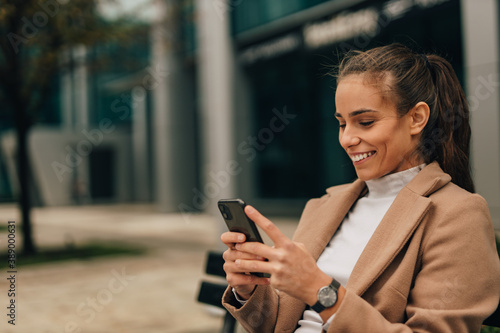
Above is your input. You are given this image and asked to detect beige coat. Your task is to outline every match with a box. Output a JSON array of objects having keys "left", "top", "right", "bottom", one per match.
[{"left": 223, "top": 162, "right": 500, "bottom": 332}]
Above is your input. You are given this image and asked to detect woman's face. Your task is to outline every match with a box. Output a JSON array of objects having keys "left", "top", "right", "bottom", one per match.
[{"left": 335, "top": 74, "right": 421, "bottom": 181}]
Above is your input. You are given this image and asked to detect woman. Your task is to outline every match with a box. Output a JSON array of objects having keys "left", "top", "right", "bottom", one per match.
[{"left": 221, "top": 43, "right": 500, "bottom": 332}]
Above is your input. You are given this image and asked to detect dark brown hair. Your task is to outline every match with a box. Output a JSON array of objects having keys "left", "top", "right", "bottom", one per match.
[{"left": 335, "top": 43, "right": 474, "bottom": 193}]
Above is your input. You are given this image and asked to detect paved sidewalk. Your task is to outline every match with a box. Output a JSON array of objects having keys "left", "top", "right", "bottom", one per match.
[{"left": 0, "top": 204, "right": 299, "bottom": 333}]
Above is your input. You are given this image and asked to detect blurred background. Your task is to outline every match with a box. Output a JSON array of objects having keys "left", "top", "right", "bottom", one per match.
[{"left": 0, "top": 0, "right": 499, "bottom": 332}]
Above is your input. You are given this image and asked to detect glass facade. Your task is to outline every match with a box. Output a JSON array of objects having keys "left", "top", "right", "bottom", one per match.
[
  {"left": 246, "top": 52, "right": 356, "bottom": 199},
  {"left": 181, "top": 0, "right": 197, "bottom": 57},
  {"left": 91, "top": 27, "right": 150, "bottom": 127},
  {"left": 0, "top": 74, "right": 60, "bottom": 130},
  {"left": 38, "top": 79, "right": 62, "bottom": 125},
  {"left": 236, "top": 0, "right": 463, "bottom": 200},
  {"left": 231, "top": 0, "right": 333, "bottom": 35}
]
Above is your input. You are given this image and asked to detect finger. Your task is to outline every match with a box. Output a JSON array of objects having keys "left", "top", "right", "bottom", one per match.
[
  {"left": 221, "top": 231, "right": 246, "bottom": 248},
  {"left": 226, "top": 272, "right": 270, "bottom": 289},
  {"left": 235, "top": 258, "right": 272, "bottom": 275},
  {"left": 245, "top": 205, "right": 289, "bottom": 247},
  {"left": 224, "top": 259, "right": 268, "bottom": 277},
  {"left": 223, "top": 248, "right": 266, "bottom": 262},
  {"left": 234, "top": 241, "right": 274, "bottom": 261},
  {"left": 221, "top": 231, "right": 246, "bottom": 243}
]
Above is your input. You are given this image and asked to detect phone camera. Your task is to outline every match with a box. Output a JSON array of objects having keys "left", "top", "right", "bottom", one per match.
[{"left": 218, "top": 204, "right": 232, "bottom": 220}]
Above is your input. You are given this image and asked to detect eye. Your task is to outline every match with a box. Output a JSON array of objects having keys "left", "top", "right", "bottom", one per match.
[
  {"left": 360, "top": 121, "right": 374, "bottom": 127},
  {"left": 338, "top": 123, "right": 346, "bottom": 129}
]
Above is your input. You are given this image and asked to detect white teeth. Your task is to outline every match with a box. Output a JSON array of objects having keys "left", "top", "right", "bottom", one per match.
[{"left": 351, "top": 152, "right": 373, "bottom": 162}]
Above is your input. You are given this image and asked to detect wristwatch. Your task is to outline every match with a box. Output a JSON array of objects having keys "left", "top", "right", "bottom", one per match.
[{"left": 311, "top": 278, "right": 340, "bottom": 313}]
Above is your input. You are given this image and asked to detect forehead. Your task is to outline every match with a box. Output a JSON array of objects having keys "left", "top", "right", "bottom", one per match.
[{"left": 335, "top": 74, "right": 396, "bottom": 116}]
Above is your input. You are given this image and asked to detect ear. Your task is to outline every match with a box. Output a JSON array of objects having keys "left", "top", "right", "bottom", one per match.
[{"left": 408, "top": 102, "right": 430, "bottom": 136}]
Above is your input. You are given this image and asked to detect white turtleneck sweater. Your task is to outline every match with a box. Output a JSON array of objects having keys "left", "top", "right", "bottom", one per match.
[{"left": 295, "top": 165, "right": 424, "bottom": 332}]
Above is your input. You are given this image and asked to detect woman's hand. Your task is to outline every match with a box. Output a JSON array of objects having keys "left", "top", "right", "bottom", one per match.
[
  {"left": 231, "top": 205, "right": 332, "bottom": 306},
  {"left": 221, "top": 230, "right": 270, "bottom": 300}
]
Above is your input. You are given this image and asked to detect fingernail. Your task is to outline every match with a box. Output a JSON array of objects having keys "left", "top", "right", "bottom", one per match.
[
  {"left": 246, "top": 205, "right": 255, "bottom": 214},
  {"left": 235, "top": 259, "right": 241, "bottom": 266},
  {"left": 235, "top": 243, "right": 241, "bottom": 250},
  {"left": 237, "top": 234, "right": 245, "bottom": 242}
]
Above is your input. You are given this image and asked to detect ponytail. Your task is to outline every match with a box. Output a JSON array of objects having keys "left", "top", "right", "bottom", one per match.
[
  {"left": 421, "top": 55, "right": 474, "bottom": 192},
  {"left": 336, "top": 44, "right": 475, "bottom": 192}
]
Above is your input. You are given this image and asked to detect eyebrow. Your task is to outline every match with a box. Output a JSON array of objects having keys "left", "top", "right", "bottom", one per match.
[{"left": 334, "top": 109, "right": 378, "bottom": 118}]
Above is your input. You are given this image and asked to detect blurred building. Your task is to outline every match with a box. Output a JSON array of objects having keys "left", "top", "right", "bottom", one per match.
[{"left": 1, "top": 0, "right": 499, "bottom": 228}]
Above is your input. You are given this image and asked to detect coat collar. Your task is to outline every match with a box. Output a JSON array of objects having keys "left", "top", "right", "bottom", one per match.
[
  {"left": 296, "top": 162, "right": 451, "bottom": 295},
  {"left": 293, "top": 180, "right": 366, "bottom": 260},
  {"left": 348, "top": 162, "right": 451, "bottom": 294},
  {"left": 405, "top": 161, "right": 451, "bottom": 197}
]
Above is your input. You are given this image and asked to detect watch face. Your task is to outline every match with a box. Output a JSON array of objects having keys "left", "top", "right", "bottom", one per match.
[{"left": 318, "top": 286, "right": 337, "bottom": 307}]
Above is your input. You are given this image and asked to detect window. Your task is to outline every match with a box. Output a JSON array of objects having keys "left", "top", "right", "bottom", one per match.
[{"left": 231, "top": 0, "right": 333, "bottom": 35}]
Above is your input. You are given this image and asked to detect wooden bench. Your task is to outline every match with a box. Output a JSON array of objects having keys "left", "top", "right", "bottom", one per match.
[
  {"left": 196, "top": 252, "right": 500, "bottom": 330},
  {"left": 197, "top": 251, "right": 236, "bottom": 333}
]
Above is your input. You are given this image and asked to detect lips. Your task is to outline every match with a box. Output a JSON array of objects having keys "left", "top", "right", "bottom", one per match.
[{"left": 350, "top": 151, "right": 375, "bottom": 163}]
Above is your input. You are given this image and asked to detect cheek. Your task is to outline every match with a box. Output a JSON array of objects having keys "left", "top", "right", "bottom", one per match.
[
  {"left": 367, "top": 131, "right": 391, "bottom": 151},
  {"left": 381, "top": 130, "right": 413, "bottom": 159},
  {"left": 370, "top": 128, "right": 404, "bottom": 156}
]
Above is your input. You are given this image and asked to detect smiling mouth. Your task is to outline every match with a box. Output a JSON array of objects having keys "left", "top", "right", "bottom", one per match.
[{"left": 350, "top": 151, "right": 375, "bottom": 163}]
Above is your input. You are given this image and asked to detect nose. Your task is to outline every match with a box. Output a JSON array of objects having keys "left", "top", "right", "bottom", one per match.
[{"left": 339, "top": 125, "right": 361, "bottom": 150}]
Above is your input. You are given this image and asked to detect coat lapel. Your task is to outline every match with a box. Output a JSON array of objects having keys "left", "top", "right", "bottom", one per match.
[
  {"left": 293, "top": 180, "right": 367, "bottom": 260},
  {"left": 346, "top": 188, "right": 431, "bottom": 294},
  {"left": 277, "top": 163, "right": 451, "bottom": 331},
  {"left": 346, "top": 162, "right": 450, "bottom": 295},
  {"left": 279, "top": 180, "right": 367, "bottom": 332}
]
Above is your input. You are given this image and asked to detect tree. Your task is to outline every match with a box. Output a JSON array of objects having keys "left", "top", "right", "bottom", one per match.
[{"left": 0, "top": 0, "right": 144, "bottom": 254}]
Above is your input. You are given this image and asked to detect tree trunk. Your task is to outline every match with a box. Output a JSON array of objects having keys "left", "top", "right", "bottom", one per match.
[
  {"left": 7, "top": 11, "right": 38, "bottom": 254},
  {"left": 14, "top": 104, "right": 36, "bottom": 255}
]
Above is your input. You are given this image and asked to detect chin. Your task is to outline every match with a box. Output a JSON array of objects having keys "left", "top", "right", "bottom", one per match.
[
  {"left": 354, "top": 169, "right": 383, "bottom": 181},
  {"left": 355, "top": 172, "right": 375, "bottom": 181}
]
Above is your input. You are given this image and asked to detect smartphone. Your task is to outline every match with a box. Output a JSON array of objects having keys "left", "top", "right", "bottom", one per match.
[
  {"left": 218, "top": 198, "right": 270, "bottom": 278},
  {"left": 218, "top": 198, "right": 264, "bottom": 243}
]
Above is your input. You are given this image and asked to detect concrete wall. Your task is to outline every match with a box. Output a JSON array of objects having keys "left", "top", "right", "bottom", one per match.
[
  {"left": 151, "top": 0, "right": 198, "bottom": 213},
  {"left": 1, "top": 126, "right": 133, "bottom": 206},
  {"left": 461, "top": 0, "right": 500, "bottom": 229}
]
